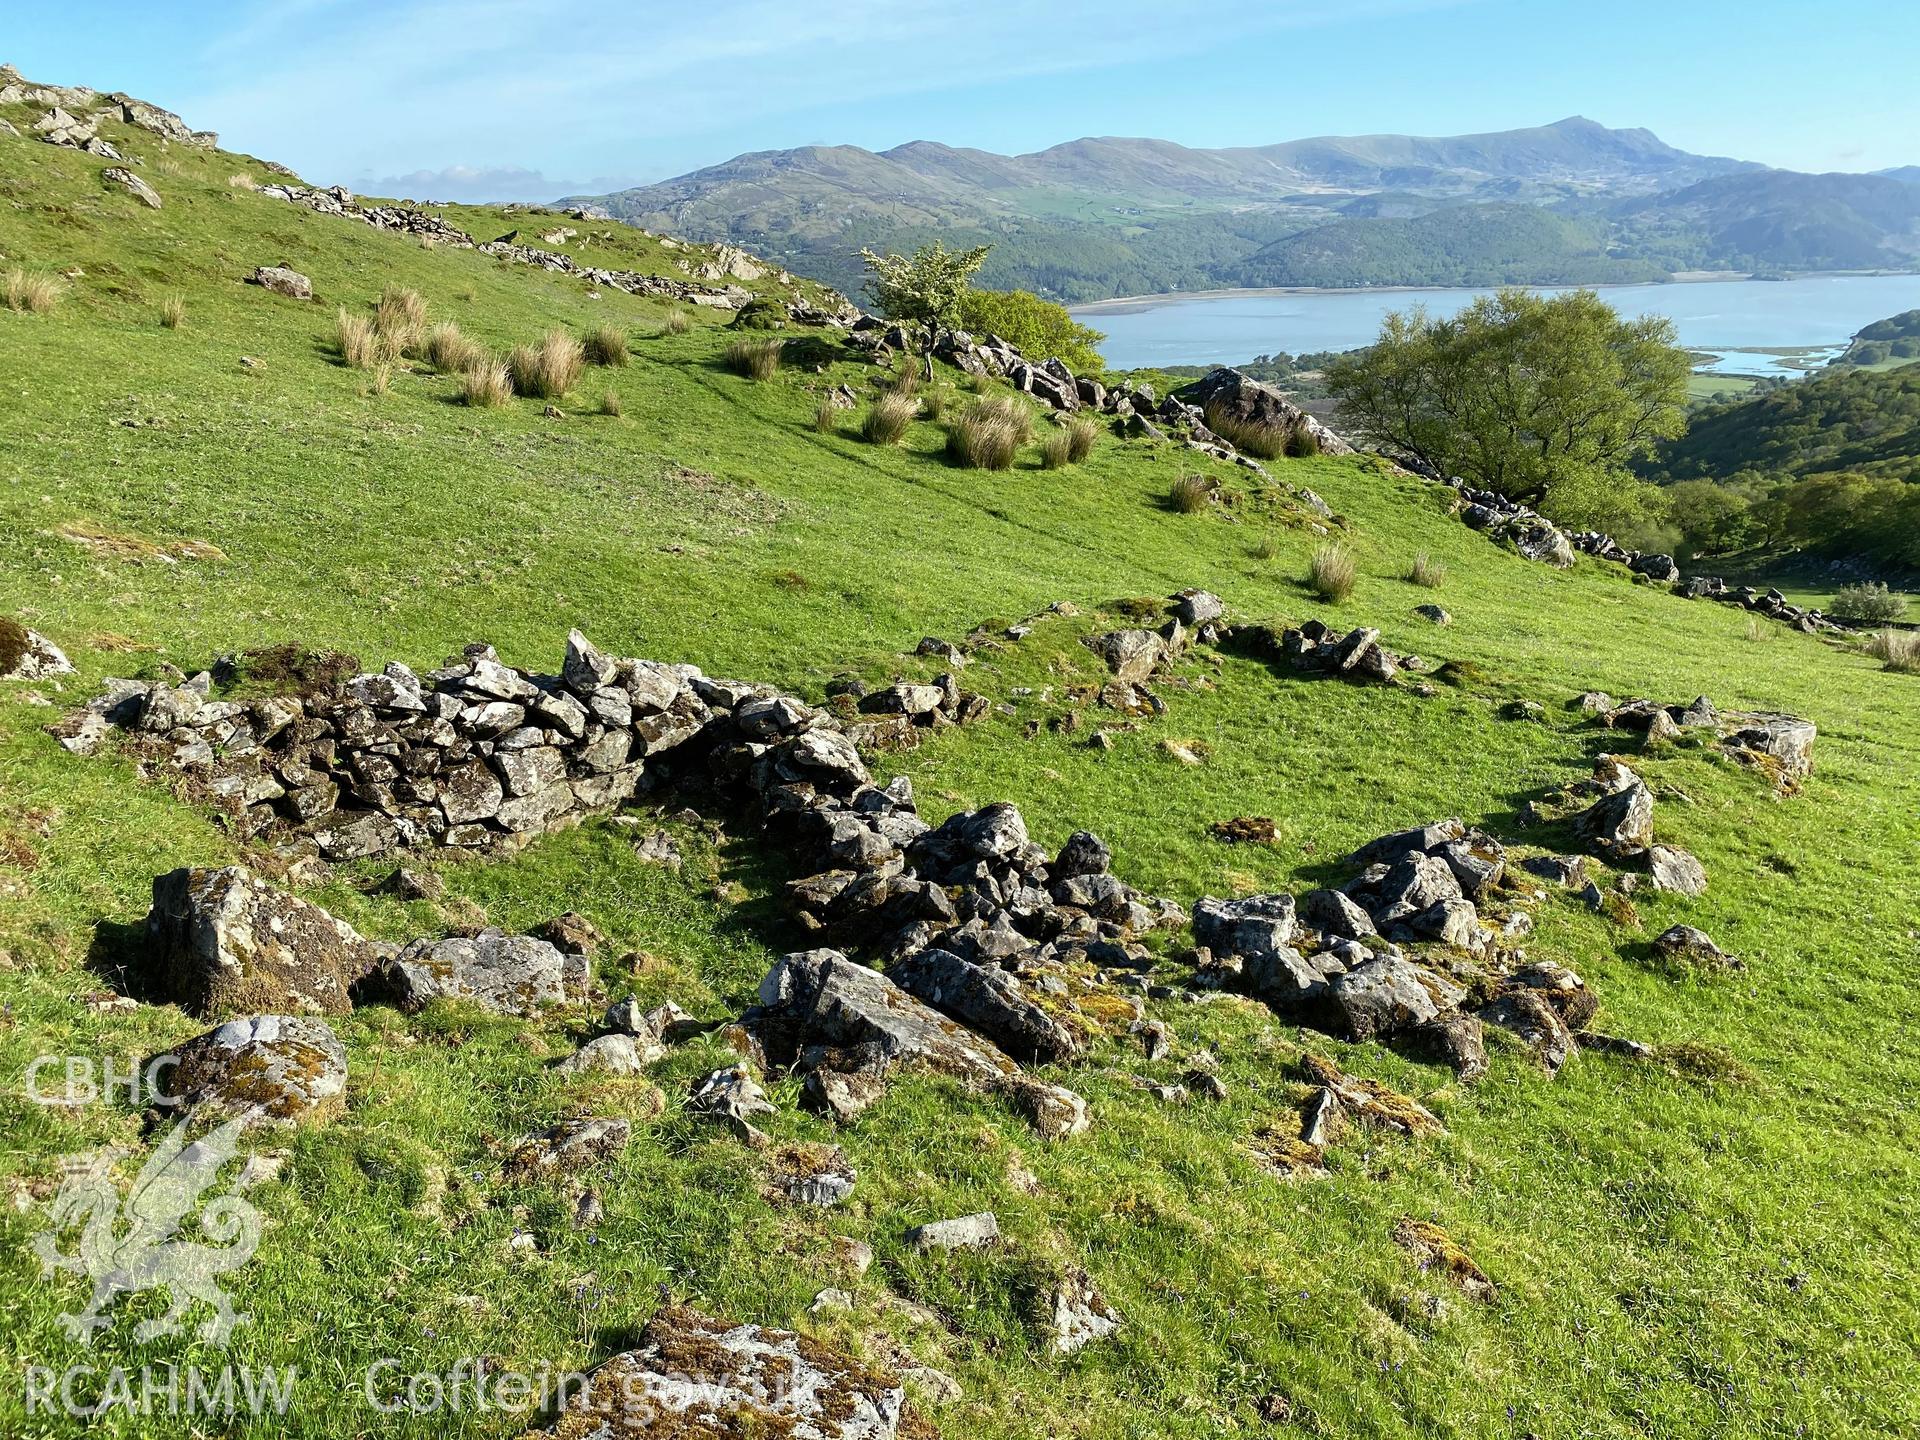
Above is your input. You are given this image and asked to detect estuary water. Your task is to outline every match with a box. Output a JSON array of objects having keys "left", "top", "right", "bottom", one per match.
[{"left": 1073, "top": 273, "right": 1920, "bottom": 377}]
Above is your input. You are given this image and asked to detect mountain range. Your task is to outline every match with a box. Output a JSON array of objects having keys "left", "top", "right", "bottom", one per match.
[{"left": 564, "top": 119, "right": 1920, "bottom": 301}]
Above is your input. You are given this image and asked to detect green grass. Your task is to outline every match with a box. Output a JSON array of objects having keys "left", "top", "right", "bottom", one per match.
[{"left": 0, "top": 105, "right": 1917, "bottom": 1439}]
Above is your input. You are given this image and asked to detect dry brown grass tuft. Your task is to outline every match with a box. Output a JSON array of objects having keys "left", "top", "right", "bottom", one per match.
[
  {"left": 227, "top": 173, "right": 258, "bottom": 190},
  {"left": 425, "top": 321, "right": 482, "bottom": 373},
  {"left": 460, "top": 360, "right": 512, "bottom": 408},
  {"left": 5, "top": 268, "right": 67, "bottom": 314},
  {"left": 1169, "top": 473, "right": 1215, "bottom": 513},
  {"left": 1407, "top": 552, "right": 1447, "bottom": 588},
  {"left": 584, "top": 324, "right": 630, "bottom": 366},
  {"left": 159, "top": 295, "right": 187, "bottom": 330},
  {"left": 1308, "top": 543, "right": 1357, "bottom": 603},
  {"left": 813, "top": 396, "right": 840, "bottom": 434},
  {"left": 509, "top": 329, "right": 585, "bottom": 398},
  {"left": 1065, "top": 416, "right": 1099, "bottom": 463},
  {"left": 661, "top": 309, "right": 692, "bottom": 336},
  {"left": 333, "top": 307, "right": 392, "bottom": 369},
  {"left": 374, "top": 284, "right": 428, "bottom": 356},
  {"left": 1868, "top": 628, "right": 1920, "bottom": 673},
  {"left": 1039, "top": 430, "right": 1074, "bottom": 469},
  {"left": 1205, "top": 399, "right": 1290, "bottom": 459},
  {"left": 946, "top": 401, "right": 1024, "bottom": 470},
  {"left": 726, "top": 337, "right": 783, "bottom": 381},
  {"left": 861, "top": 393, "right": 917, "bottom": 445},
  {"left": 599, "top": 388, "right": 623, "bottom": 417}
]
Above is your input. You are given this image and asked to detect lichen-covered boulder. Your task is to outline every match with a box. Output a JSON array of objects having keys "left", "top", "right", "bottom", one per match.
[
  {"left": 374, "top": 929, "right": 585, "bottom": 1016},
  {"left": 146, "top": 866, "right": 381, "bottom": 1017},
  {"left": 162, "top": 1015, "right": 348, "bottom": 1129},
  {"left": 0, "top": 618, "right": 72, "bottom": 680},
  {"left": 539, "top": 1304, "right": 917, "bottom": 1439}
]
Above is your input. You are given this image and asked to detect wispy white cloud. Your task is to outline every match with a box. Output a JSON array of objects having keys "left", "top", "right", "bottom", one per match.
[{"left": 171, "top": 0, "right": 1468, "bottom": 190}]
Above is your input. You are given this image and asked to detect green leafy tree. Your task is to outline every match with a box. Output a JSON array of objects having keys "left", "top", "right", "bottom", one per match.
[
  {"left": 1328, "top": 288, "right": 1690, "bottom": 527},
  {"left": 955, "top": 288, "right": 1106, "bottom": 372},
  {"left": 857, "top": 240, "right": 991, "bottom": 339}
]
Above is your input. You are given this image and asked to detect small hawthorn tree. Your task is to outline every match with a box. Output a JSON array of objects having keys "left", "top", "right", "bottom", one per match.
[{"left": 857, "top": 240, "right": 991, "bottom": 340}]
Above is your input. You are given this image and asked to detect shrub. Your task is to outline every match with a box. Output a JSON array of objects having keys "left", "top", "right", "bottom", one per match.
[
  {"left": 600, "top": 388, "right": 623, "bottom": 417},
  {"left": 954, "top": 288, "right": 1105, "bottom": 373},
  {"left": 813, "top": 397, "right": 840, "bottom": 434},
  {"left": 946, "top": 405, "right": 1022, "bottom": 470},
  {"left": 1308, "top": 543, "right": 1357, "bottom": 603},
  {"left": 374, "top": 284, "right": 428, "bottom": 356},
  {"left": 459, "top": 361, "right": 512, "bottom": 408},
  {"left": 584, "top": 324, "right": 630, "bottom": 367},
  {"left": 159, "top": 295, "right": 187, "bottom": 330},
  {"left": 510, "top": 329, "right": 584, "bottom": 399},
  {"left": 1285, "top": 423, "right": 1323, "bottom": 458},
  {"left": 426, "top": 321, "right": 482, "bottom": 373},
  {"left": 1205, "top": 400, "right": 1289, "bottom": 459},
  {"left": 1039, "top": 430, "right": 1074, "bottom": 469},
  {"left": 861, "top": 393, "right": 916, "bottom": 445},
  {"left": 1831, "top": 582, "right": 1907, "bottom": 624},
  {"left": 1407, "top": 552, "right": 1447, "bottom": 588},
  {"left": 5, "top": 268, "right": 67, "bottom": 314},
  {"left": 1868, "top": 629, "right": 1920, "bottom": 673},
  {"left": 725, "top": 337, "right": 783, "bottom": 381},
  {"left": 1065, "top": 416, "right": 1099, "bottom": 463},
  {"left": 334, "top": 307, "right": 390, "bottom": 369}
]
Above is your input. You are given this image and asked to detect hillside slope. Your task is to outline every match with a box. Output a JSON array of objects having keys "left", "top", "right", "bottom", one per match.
[{"left": 1, "top": 88, "right": 1918, "bottom": 1440}]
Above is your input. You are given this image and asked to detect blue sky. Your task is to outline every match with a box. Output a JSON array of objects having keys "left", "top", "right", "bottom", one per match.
[{"left": 8, "top": 0, "right": 1916, "bottom": 199}]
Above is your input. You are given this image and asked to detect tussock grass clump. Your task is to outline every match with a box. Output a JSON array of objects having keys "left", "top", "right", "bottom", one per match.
[
  {"left": 227, "top": 173, "right": 258, "bottom": 190},
  {"left": 1065, "top": 416, "right": 1099, "bottom": 463},
  {"left": 510, "top": 329, "right": 585, "bottom": 399},
  {"left": 5, "top": 268, "right": 67, "bottom": 314},
  {"left": 946, "top": 399, "right": 1027, "bottom": 470},
  {"left": 1169, "top": 474, "right": 1214, "bottom": 513},
  {"left": 1743, "top": 615, "right": 1772, "bottom": 643},
  {"left": 1253, "top": 533, "right": 1283, "bottom": 561},
  {"left": 362, "top": 362, "right": 393, "bottom": 398},
  {"left": 159, "top": 295, "right": 187, "bottom": 330},
  {"left": 1868, "top": 628, "right": 1920, "bottom": 673},
  {"left": 726, "top": 337, "right": 783, "bottom": 381},
  {"left": 861, "top": 393, "right": 916, "bottom": 446},
  {"left": 1308, "top": 543, "right": 1357, "bottom": 603},
  {"left": 426, "top": 321, "right": 482, "bottom": 373},
  {"left": 661, "top": 309, "right": 692, "bottom": 336},
  {"left": 1039, "top": 430, "right": 1075, "bottom": 469},
  {"left": 459, "top": 360, "right": 512, "bottom": 408},
  {"left": 1407, "top": 552, "right": 1447, "bottom": 588},
  {"left": 1285, "top": 423, "right": 1323, "bottom": 458},
  {"left": 813, "top": 397, "right": 840, "bottom": 434},
  {"left": 333, "top": 306, "right": 392, "bottom": 369},
  {"left": 599, "top": 388, "right": 623, "bottom": 417},
  {"left": 374, "top": 284, "right": 428, "bottom": 356},
  {"left": 1204, "top": 400, "right": 1289, "bottom": 459},
  {"left": 918, "top": 389, "right": 948, "bottom": 423},
  {"left": 1832, "top": 582, "right": 1907, "bottom": 624},
  {"left": 584, "top": 324, "right": 630, "bottom": 367},
  {"left": 888, "top": 356, "right": 922, "bottom": 396}
]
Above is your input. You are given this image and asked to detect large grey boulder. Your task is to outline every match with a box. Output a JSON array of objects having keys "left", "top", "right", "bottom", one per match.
[
  {"left": 375, "top": 929, "right": 584, "bottom": 1015},
  {"left": 1328, "top": 957, "right": 1463, "bottom": 1042},
  {"left": 146, "top": 866, "right": 382, "bottom": 1017},
  {"left": 1085, "top": 629, "right": 1165, "bottom": 685},
  {"left": 1477, "top": 990, "right": 1574, "bottom": 1074},
  {"left": 539, "top": 1305, "right": 911, "bottom": 1438},
  {"left": 0, "top": 620, "right": 73, "bottom": 680},
  {"left": 887, "top": 947, "right": 1079, "bottom": 1066},
  {"left": 162, "top": 1015, "right": 348, "bottom": 1130},
  {"left": 1647, "top": 844, "right": 1708, "bottom": 896},
  {"left": 1573, "top": 780, "right": 1654, "bottom": 859},
  {"left": 1186, "top": 368, "right": 1353, "bottom": 455},
  {"left": 251, "top": 264, "right": 312, "bottom": 300}
]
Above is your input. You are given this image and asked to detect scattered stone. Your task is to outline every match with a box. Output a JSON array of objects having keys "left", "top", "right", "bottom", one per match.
[
  {"left": 558, "top": 1033, "right": 658, "bottom": 1076},
  {"left": 1574, "top": 780, "right": 1654, "bottom": 859},
  {"left": 1477, "top": 990, "right": 1574, "bottom": 1074},
  {"left": 1392, "top": 1217, "right": 1495, "bottom": 1301},
  {"left": 1653, "top": 924, "right": 1737, "bottom": 969},
  {"left": 537, "top": 1305, "right": 912, "bottom": 1439},
  {"left": 101, "top": 166, "right": 161, "bottom": 208},
  {"left": 250, "top": 264, "right": 312, "bottom": 300},
  {"left": 507, "top": 1116, "right": 632, "bottom": 1177},
  {"left": 906, "top": 1211, "right": 1000, "bottom": 1252},
  {"left": 1647, "top": 844, "right": 1708, "bottom": 896},
  {"left": 687, "top": 1065, "right": 776, "bottom": 1139},
  {"left": 1300, "top": 1053, "right": 1444, "bottom": 1135},
  {"left": 0, "top": 622, "right": 73, "bottom": 681},
  {"left": 535, "top": 910, "right": 602, "bottom": 956},
  {"left": 373, "top": 929, "right": 584, "bottom": 1016},
  {"left": 1046, "top": 1267, "right": 1121, "bottom": 1354},
  {"left": 377, "top": 866, "right": 443, "bottom": 901},
  {"left": 1415, "top": 604, "right": 1451, "bottom": 625},
  {"left": 767, "top": 1142, "right": 856, "bottom": 1206}
]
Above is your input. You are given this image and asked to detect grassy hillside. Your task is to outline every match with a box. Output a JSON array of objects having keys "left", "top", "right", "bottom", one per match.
[{"left": 2, "top": 105, "right": 1918, "bottom": 1440}]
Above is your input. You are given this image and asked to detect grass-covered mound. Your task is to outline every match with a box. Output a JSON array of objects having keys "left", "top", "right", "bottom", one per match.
[{"left": 0, "top": 98, "right": 1917, "bottom": 1439}]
